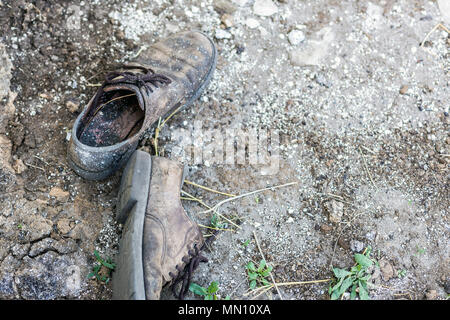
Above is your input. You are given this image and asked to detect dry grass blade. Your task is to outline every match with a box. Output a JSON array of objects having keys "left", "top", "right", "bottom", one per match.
[
  {"left": 420, "top": 23, "right": 449, "bottom": 47},
  {"left": 197, "top": 223, "right": 235, "bottom": 232},
  {"left": 180, "top": 190, "right": 212, "bottom": 209},
  {"left": 245, "top": 279, "right": 332, "bottom": 299},
  {"left": 253, "top": 231, "right": 283, "bottom": 300},
  {"left": 181, "top": 190, "right": 241, "bottom": 229},
  {"left": 184, "top": 180, "right": 236, "bottom": 197},
  {"left": 201, "top": 181, "right": 298, "bottom": 215}
]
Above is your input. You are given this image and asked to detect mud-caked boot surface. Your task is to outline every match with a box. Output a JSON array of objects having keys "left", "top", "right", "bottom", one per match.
[
  {"left": 113, "top": 151, "right": 205, "bottom": 300},
  {"left": 67, "top": 31, "right": 216, "bottom": 180}
]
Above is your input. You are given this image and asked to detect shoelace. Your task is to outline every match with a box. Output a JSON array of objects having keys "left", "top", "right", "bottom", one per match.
[
  {"left": 91, "top": 65, "right": 172, "bottom": 110},
  {"left": 169, "top": 230, "right": 219, "bottom": 300}
]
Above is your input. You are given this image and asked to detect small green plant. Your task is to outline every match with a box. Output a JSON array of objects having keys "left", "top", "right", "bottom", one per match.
[
  {"left": 255, "top": 196, "right": 260, "bottom": 204},
  {"left": 189, "top": 281, "right": 220, "bottom": 300},
  {"left": 211, "top": 213, "right": 227, "bottom": 229},
  {"left": 246, "top": 259, "right": 273, "bottom": 289},
  {"left": 328, "top": 250, "right": 374, "bottom": 300},
  {"left": 242, "top": 239, "right": 251, "bottom": 248},
  {"left": 397, "top": 269, "right": 407, "bottom": 278},
  {"left": 415, "top": 246, "right": 426, "bottom": 256},
  {"left": 87, "top": 250, "right": 116, "bottom": 284}
]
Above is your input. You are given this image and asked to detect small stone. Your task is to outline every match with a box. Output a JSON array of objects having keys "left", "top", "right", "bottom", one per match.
[
  {"left": 379, "top": 259, "right": 394, "bottom": 281},
  {"left": 221, "top": 13, "right": 234, "bottom": 28},
  {"left": 320, "top": 224, "right": 333, "bottom": 233},
  {"left": 49, "top": 187, "right": 70, "bottom": 202},
  {"left": 215, "top": 28, "right": 232, "bottom": 40},
  {"left": 425, "top": 289, "right": 438, "bottom": 300},
  {"left": 287, "top": 30, "right": 305, "bottom": 45},
  {"left": 326, "top": 200, "right": 343, "bottom": 223},
  {"left": 365, "top": 231, "right": 376, "bottom": 242},
  {"left": 399, "top": 85, "right": 409, "bottom": 95},
  {"left": 213, "top": 0, "right": 237, "bottom": 15},
  {"left": 12, "top": 159, "right": 27, "bottom": 174},
  {"left": 253, "top": 0, "right": 278, "bottom": 17},
  {"left": 350, "top": 240, "right": 364, "bottom": 252},
  {"left": 245, "top": 18, "right": 260, "bottom": 29},
  {"left": 286, "top": 217, "right": 294, "bottom": 223},
  {"left": 314, "top": 73, "right": 332, "bottom": 88},
  {"left": 289, "top": 27, "right": 334, "bottom": 66},
  {"left": 66, "top": 100, "right": 79, "bottom": 113},
  {"left": 338, "top": 237, "right": 350, "bottom": 250}
]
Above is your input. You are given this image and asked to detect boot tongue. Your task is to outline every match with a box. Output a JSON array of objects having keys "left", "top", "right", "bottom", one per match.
[{"left": 102, "top": 83, "right": 146, "bottom": 111}]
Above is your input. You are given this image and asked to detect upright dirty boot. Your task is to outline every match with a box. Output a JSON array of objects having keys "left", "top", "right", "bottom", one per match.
[
  {"left": 67, "top": 31, "right": 216, "bottom": 180},
  {"left": 113, "top": 150, "right": 206, "bottom": 300}
]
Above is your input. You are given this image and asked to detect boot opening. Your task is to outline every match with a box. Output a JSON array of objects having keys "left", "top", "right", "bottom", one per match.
[{"left": 78, "top": 90, "right": 144, "bottom": 147}]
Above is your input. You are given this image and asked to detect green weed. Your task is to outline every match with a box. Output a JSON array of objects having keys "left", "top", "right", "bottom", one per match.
[
  {"left": 87, "top": 250, "right": 116, "bottom": 284},
  {"left": 246, "top": 259, "right": 272, "bottom": 289},
  {"left": 329, "top": 249, "right": 374, "bottom": 300},
  {"left": 397, "top": 269, "right": 407, "bottom": 278},
  {"left": 189, "top": 281, "right": 230, "bottom": 300}
]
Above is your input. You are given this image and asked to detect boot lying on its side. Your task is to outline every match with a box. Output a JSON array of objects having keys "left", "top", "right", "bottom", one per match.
[{"left": 113, "top": 150, "right": 208, "bottom": 300}]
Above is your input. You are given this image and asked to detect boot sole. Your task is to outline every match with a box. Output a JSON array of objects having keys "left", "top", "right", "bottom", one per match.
[
  {"left": 68, "top": 35, "right": 217, "bottom": 181},
  {"left": 112, "top": 150, "right": 152, "bottom": 300}
]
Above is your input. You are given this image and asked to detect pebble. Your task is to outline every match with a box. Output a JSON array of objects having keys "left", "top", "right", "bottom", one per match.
[
  {"left": 221, "top": 14, "right": 234, "bottom": 28},
  {"left": 320, "top": 224, "right": 333, "bottom": 233},
  {"left": 245, "top": 18, "right": 260, "bottom": 29},
  {"left": 365, "top": 231, "right": 376, "bottom": 241},
  {"left": 399, "top": 85, "right": 409, "bottom": 95},
  {"left": 287, "top": 30, "right": 305, "bottom": 46},
  {"left": 379, "top": 259, "right": 394, "bottom": 281},
  {"left": 326, "top": 200, "right": 343, "bottom": 223},
  {"left": 66, "top": 100, "right": 79, "bottom": 113},
  {"left": 350, "top": 240, "right": 364, "bottom": 252},
  {"left": 12, "top": 159, "right": 27, "bottom": 174},
  {"left": 215, "top": 28, "right": 232, "bottom": 40},
  {"left": 213, "top": 0, "right": 237, "bottom": 15},
  {"left": 289, "top": 27, "right": 334, "bottom": 66},
  {"left": 253, "top": 0, "right": 278, "bottom": 17}
]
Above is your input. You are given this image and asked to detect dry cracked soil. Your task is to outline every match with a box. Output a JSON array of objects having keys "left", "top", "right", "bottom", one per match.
[{"left": 0, "top": 0, "right": 449, "bottom": 300}]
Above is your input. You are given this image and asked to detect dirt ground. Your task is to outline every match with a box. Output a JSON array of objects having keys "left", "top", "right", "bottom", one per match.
[{"left": 0, "top": 0, "right": 448, "bottom": 300}]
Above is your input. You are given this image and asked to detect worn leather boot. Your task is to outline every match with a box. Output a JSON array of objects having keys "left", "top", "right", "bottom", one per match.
[
  {"left": 113, "top": 150, "right": 206, "bottom": 300},
  {"left": 67, "top": 31, "right": 216, "bottom": 180}
]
